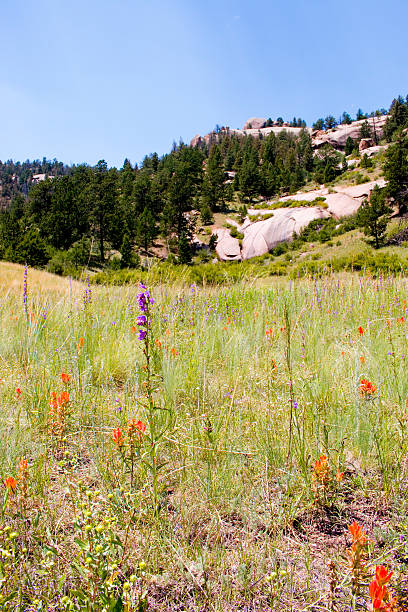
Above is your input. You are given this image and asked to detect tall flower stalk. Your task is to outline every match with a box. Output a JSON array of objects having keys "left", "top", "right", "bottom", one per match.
[{"left": 23, "top": 263, "right": 28, "bottom": 318}]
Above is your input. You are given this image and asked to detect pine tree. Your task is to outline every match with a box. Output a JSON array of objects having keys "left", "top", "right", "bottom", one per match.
[
  {"left": 202, "top": 145, "right": 226, "bottom": 211},
  {"left": 357, "top": 186, "right": 391, "bottom": 248},
  {"left": 178, "top": 232, "right": 192, "bottom": 264},
  {"left": 345, "top": 137, "right": 355, "bottom": 156},
  {"left": 384, "top": 135, "right": 408, "bottom": 214}
]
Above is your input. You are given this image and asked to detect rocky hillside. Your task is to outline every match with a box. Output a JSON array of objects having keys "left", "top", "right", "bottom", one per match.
[{"left": 213, "top": 179, "right": 385, "bottom": 261}]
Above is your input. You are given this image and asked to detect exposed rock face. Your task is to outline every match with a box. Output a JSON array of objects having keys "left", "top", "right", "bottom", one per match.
[
  {"left": 243, "top": 117, "right": 267, "bottom": 130},
  {"left": 214, "top": 228, "right": 241, "bottom": 261},
  {"left": 190, "top": 134, "right": 203, "bottom": 148},
  {"left": 214, "top": 179, "right": 387, "bottom": 261},
  {"left": 312, "top": 115, "right": 388, "bottom": 150},
  {"left": 242, "top": 207, "right": 329, "bottom": 259},
  {"left": 359, "top": 138, "right": 375, "bottom": 152}
]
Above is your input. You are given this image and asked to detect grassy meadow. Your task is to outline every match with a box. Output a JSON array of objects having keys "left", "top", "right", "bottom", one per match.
[{"left": 1, "top": 261, "right": 408, "bottom": 611}]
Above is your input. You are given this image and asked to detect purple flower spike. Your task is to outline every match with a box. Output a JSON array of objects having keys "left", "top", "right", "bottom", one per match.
[
  {"left": 138, "top": 329, "right": 147, "bottom": 341},
  {"left": 137, "top": 315, "right": 147, "bottom": 325}
]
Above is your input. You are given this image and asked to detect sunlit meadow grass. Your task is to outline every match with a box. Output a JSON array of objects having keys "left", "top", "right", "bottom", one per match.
[{"left": 1, "top": 262, "right": 408, "bottom": 610}]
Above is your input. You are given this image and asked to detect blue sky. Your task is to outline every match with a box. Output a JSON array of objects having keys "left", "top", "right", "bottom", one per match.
[{"left": 1, "top": 0, "right": 407, "bottom": 167}]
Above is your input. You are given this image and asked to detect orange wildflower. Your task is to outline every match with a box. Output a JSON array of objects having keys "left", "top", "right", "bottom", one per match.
[
  {"left": 155, "top": 339, "right": 162, "bottom": 347},
  {"left": 58, "top": 391, "right": 70, "bottom": 406},
  {"left": 348, "top": 522, "right": 367, "bottom": 549},
  {"left": 112, "top": 428, "right": 123, "bottom": 446},
  {"left": 399, "top": 316, "right": 405, "bottom": 323},
  {"left": 77, "top": 337, "right": 84, "bottom": 351},
  {"left": 19, "top": 457, "right": 28, "bottom": 472},
  {"left": 360, "top": 356, "right": 365, "bottom": 364},
  {"left": 16, "top": 388, "right": 21, "bottom": 399},
  {"left": 358, "top": 326, "right": 364, "bottom": 335},
  {"left": 4, "top": 476, "right": 17, "bottom": 492},
  {"left": 170, "top": 348, "right": 178, "bottom": 357},
  {"left": 61, "top": 372, "right": 72, "bottom": 384},
  {"left": 368, "top": 565, "right": 393, "bottom": 610},
  {"left": 359, "top": 379, "right": 377, "bottom": 397},
  {"left": 266, "top": 328, "right": 273, "bottom": 336},
  {"left": 336, "top": 469, "right": 344, "bottom": 483},
  {"left": 131, "top": 326, "right": 137, "bottom": 333}
]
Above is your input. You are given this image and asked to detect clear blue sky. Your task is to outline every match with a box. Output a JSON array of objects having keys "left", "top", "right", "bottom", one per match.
[{"left": 1, "top": 0, "right": 407, "bottom": 168}]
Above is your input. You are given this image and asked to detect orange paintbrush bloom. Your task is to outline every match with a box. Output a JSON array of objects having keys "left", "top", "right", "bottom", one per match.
[
  {"left": 77, "top": 337, "right": 84, "bottom": 351},
  {"left": 19, "top": 457, "right": 28, "bottom": 472},
  {"left": 359, "top": 379, "right": 377, "bottom": 396},
  {"left": 58, "top": 391, "right": 70, "bottom": 406},
  {"left": 112, "top": 428, "right": 123, "bottom": 446},
  {"left": 375, "top": 565, "right": 393, "bottom": 587},
  {"left": 348, "top": 522, "right": 367, "bottom": 548},
  {"left": 16, "top": 388, "right": 21, "bottom": 399},
  {"left": 358, "top": 326, "right": 364, "bottom": 335},
  {"left": 4, "top": 476, "right": 17, "bottom": 492},
  {"left": 61, "top": 372, "right": 72, "bottom": 384}
]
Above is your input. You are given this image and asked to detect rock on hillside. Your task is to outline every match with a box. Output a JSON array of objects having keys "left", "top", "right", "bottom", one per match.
[
  {"left": 214, "top": 179, "right": 386, "bottom": 261},
  {"left": 243, "top": 117, "right": 267, "bottom": 129},
  {"left": 241, "top": 207, "right": 329, "bottom": 260},
  {"left": 190, "top": 116, "right": 388, "bottom": 151},
  {"left": 214, "top": 228, "right": 241, "bottom": 261},
  {"left": 312, "top": 116, "right": 388, "bottom": 150}
]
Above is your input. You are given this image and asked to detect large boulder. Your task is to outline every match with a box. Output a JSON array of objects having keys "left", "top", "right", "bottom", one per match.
[
  {"left": 243, "top": 117, "right": 266, "bottom": 130},
  {"left": 241, "top": 207, "right": 329, "bottom": 259},
  {"left": 214, "top": 228, "right": 241, "bottom": 261},
  {"left": 359, "top": 138, "right": 375, "bottom": 152}
]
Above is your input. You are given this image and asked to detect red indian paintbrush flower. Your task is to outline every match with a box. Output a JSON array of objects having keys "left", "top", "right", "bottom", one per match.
[
  {"left": 359, "top": 379, "right": 377, "bottom": 396},
  {"left": 348, "top": 522, "right": 367, "bottom": 548},
  {"left": 19, "top": 457, "right": 28, "bottom": 472},
  {"left": 112, "top": 428, "right": 123, "bottom": 446},
  {"left": 61, "top": 373, "right": 71, "bottom": 384},
  {"left": 4, "top": 476, "right": 17, "bottom": 492},
  {"left": 358, "top": 326, "right": 364, "bottom": 335},
  {"left": 368, "top": 565, "right": 393, "bottom": 610}
]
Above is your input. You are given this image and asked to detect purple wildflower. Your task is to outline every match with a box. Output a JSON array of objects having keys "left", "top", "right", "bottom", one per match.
[
  {"left": 23, "top": 263, "right": 28, "bottom": 315},
  {"left": 138, "top": 329, "right": 147, "bottom": 341}
]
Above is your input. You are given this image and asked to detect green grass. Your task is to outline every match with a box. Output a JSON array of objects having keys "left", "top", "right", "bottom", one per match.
[{"left": 1, "top": 263, "right": 408, "bottom": 610}]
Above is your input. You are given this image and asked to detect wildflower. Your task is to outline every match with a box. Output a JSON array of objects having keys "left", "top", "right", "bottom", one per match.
[
  {"left": 127, "top": 419, "right": 146, "bottom": 443},
  {"left": 23, "top": 263, "right": 28, "bottom": 315},
  {"left": 4, "top": 476, "right": 17, "bottom": 492},
  {"left": 58, "top": 392, "right": 70, "bottom": 406},
  {"left": 77, "top": 337, "right": 84, "bottom": 351},
  {"left": 19, "top": 457, "right": 28, "bottom": 472},
  {"left": 61, "top": 373, "right": 72, "bottom": 384},
  {"left": 368, "top": 565, "right": 393, "bottom": 610},
  {"left": 16, "top": 388, "right": 21, "bottom": 399},
  {"left": 341, "top": 351, "right": 345, "bottom": 356},
  {"left": 348, "top": 522, "right": 367, "bottom": 548},
  {"left": 137, "top": 315, "right": 147, "bottom": 326},
  {"left": 360, "top": 356, "right": 365, "bottom": 364},
  {"left": 266, "top": 328, "right": 273, "bottom": 336},
  {"left": 155, "top": 339, "right": 162, "bottom": 347},
  {"left": 399, "top": 316, "right": 405, "bottom": 323},
  {"left": 359, "top": 379, "right": 377, "bottom": 397},
  {"left": 375, "top": 565, "right": 393, "bottom": 587},
  {"left": 358, "top": 326, "right": 364, "bottom": 335},
  {"left": 112, "top": 428, "right": 123, "bottom": 446},
  {"left": 138, "top": 329, "right": 147, "bottom": 341},
  {"left": 336, "top": 469, "right": 344, "bottom": 483},
  {"left": 170, "top": 348, "right": 178, "bottom": 357},
  {"left": 131, "top": 326, "right": 137, "bottom": 333}
]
